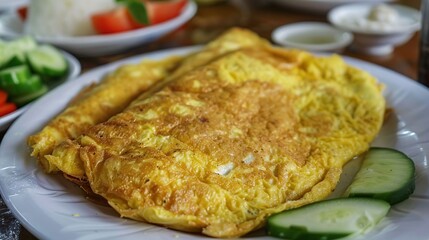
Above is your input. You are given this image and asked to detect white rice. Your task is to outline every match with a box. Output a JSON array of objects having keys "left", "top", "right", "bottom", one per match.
[{"left": 24, "top": 0, "right": 117, "bottom": 37}]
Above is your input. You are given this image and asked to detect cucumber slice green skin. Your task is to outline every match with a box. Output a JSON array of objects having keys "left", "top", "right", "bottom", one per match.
[
  {"left": 10, "top": 82, "right": 48, "bottom": 107},
  {"left": 345, "top": 147, "right": 415, "bottom": 205},
  {"left": 26, "top": 45, "right": 68, "bottom": 78},
  {"left": 0, "top": 55, "right": 26, "bottom": 69},
  {"left": 0, "top": 36, "right": 37, "bottom": 69},
  {"left": 0, "top": 66, "right": 48, "bottom": 98},
  {"left": 0, "top": 65, "right": 32, "bottom": 86},
  {"left": 267, "top": 198, "right": 390, "bottom": 240},
  {"left": 267, "top": 225, "right": 348, "bottom": 240}
]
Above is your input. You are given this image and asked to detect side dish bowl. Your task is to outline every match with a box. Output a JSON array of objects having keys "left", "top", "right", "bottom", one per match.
[
  {"left": 328, "top": 3, "right": 421, "bottom": 55},
  {"left": 272, "top": 22, "right": 353, "bottom": 52},
  {"left": 271, "top": 0, "right": 395, "bottom": 14}
]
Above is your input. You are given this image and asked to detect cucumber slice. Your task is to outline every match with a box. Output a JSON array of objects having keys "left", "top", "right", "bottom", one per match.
[
  {"left": 0, "top": 36, "right": 37, "bottom": 69},
  {"left": 0, "top": 65, "right": 31, "bottom": 85},
  {"left": 8, "top": 74, "right": 46, "bottom": 98},
  {"left": 26, "top": 45, "right": 68, "bottom": 78},
  {"left": 2, "top": 55, "right": 26, "bottom": 69},
  {"left": 0, "top": 67, "right": 48, "bottom": 98},
  {"left": 8, "top": 36, "right": 38, "bottom": 52},
  {"left": 10, "top": 80, "right": 48, "bottom": 107},
  {"left": 267, "top": 198, "right": 390, "bottom": 240},
  {"left": 0, "top": 45, "right": 16, "bottom": 69},
  {"left": 344, "top": 147, "right": 415, "bottom": 205}
]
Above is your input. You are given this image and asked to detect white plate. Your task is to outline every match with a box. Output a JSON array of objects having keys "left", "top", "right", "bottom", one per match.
[
  {"left": 272, "top": 0, "right": 395, "bottom": 14},
  {"left": 0, "top": 1, "right": 197, "bottom": 56},
  {"left": 0, "top": 47, "right": 429, "bottom": 240},
  {"left": 0, "top": 50, "right": 81, "bottom": 132},
  {"left": 0, "top": 0, "right": 27, "bottom": 11}
]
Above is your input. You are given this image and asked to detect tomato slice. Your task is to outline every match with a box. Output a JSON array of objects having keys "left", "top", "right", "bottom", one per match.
[
  {"left": 91, "top": 0, "right": 187, "bottom": 34},
  {"left": 146, "top": 0, "right": 188, "bottom": 25},
  {"left": 0, "top": 90, "right": 8, "bottom": 105},
  {"left": 0, "top": 103, "right": 17, "bottom": 117},
  {"left": 17, "top": 6, "right": 28, "bottom": 21},
  {"left": 91, "top": 7, "right": 135, "bottom": 34}
]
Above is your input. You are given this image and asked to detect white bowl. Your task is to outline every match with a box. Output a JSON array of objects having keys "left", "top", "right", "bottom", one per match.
[
  {"left": 272, "top": 0, "right": 395, "bottom": 14},
  {"left": 272, "top": 22, "right": 353, "bottom": 52},
  {"left": 0, "top": 1, "right": 197, "bottom": 57},
  {"left": 328, "top": 3, "right": 421, "bottom": 56}
]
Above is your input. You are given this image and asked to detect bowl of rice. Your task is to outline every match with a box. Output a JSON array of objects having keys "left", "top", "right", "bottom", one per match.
[{"left": 0, "top": 0, "right": 197, "bottom": 56}]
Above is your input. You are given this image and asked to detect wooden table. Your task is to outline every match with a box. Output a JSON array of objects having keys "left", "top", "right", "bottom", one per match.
[{"left": 0, "top": 0, "right": 423, "bottom": 239}]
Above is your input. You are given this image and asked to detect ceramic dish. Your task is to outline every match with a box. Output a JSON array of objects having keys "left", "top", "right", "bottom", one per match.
[
  {"left": 0, "top": 47, "right": 429, "bottom": 239},
  {"left": 272, "top": 22, "right": 353, "bottom": 52},
  {"left": 271, "top": 0, "right": 395, "bottom": 14},
  {"left": 328, "top": 3, "right": 421, "bottom": 55},
  {"left": 0, "top": 50, "right": 81, "bottom": 132},
  {"left": 0, "top": 1, "right": 197, "bottom": 56},
  {"left": 0, "top": 0, "right": 27, "bottom": 11}
]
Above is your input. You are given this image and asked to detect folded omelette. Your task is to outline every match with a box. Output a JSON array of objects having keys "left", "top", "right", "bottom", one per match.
[
  {"left": 28, "top": 28, "right": 385, "bottom": 238},
  {"left": 27, "top": 56, "right": 182, "bottom": 173},
  {"left": 32, "top": 28, "right": 270, "bottom": 179}
]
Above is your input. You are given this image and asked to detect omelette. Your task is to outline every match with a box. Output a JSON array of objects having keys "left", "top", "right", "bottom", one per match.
[
  {"left": 27, "top": 56, "right": 182, "bottom": 174},
  {"left": 39, "top": 28, "right": 270, "bottom": 179},
  {"left": 29, "top": 29, "right": 385, "bottom": 237}
]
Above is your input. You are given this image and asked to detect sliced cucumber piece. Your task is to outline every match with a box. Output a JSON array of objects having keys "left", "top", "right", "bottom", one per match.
[
  {"left": 2, "top": 55, "right": 26, "bottom": 69},
  {"left": 10, "top": 80, "right": 48, "bottom": 107},
  {"left": 8, "top": 36, "right": 38, "bottom": 52},
  {"left": 344, "top": 147, "right": 415, "bottom": 205},
  {"left": 0, "top": 45, "right": 17, "bottom": 69},
  {"left": 8, "top": 74, "right": 46, "bottom": 97},
  {"left": 0, "top": 65, "right": 31, "bottom": 85},
  {"left": 0, "top": 36, "right": 37, "bottom": 69},
  {"left": 26, "top": 45, "right": 68, "bottom": 78},
  {"left": 267, "top": 198, "right": 390, "bottom": 240}
]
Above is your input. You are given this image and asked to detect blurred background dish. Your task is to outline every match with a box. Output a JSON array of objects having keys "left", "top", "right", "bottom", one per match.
[
  {"left": 271, "top": 0, "right": 396, "bottom": 14},
  {"left": 272, "top": 22, "right": 353, "bottom": 52},
  {"left": 0, "top": 0, "right": 28, "bottom": 11},
  {"left": 0, "top": 0, "right": 197, "bottom": 56},
  {"left": 328, "top": 3, "right": 420, "bottom": 55}
]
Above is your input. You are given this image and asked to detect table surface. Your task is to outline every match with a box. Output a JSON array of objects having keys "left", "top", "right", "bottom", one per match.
[{"left": 0, "top": 0, "right": 424, "bottom": 239}]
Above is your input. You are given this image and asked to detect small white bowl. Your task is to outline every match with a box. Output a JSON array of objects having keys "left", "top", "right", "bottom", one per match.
[
  {"left": 271, "top": 0, "right": 395, "bottom": 15},
  {"left": 272, "top": 22, "right": 353, "bottom": 53},
  {"left": 328, "top": 3, "right": 421, "bottom": 56},
  {"left": 0, "top": 1, "right": 197, "bottom": 57}
]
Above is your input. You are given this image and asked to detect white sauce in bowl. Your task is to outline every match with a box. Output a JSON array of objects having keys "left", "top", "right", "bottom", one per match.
[
  {"left": 328, "top": 3, "right": 421, "bottom": 34},
  {"left": 343, "top": 4, "right": 413, "bottom": 32}
]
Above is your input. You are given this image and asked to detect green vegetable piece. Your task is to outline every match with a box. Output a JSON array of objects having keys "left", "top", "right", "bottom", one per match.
[
  {"left": 8, "top": 36, "right": 38, "bottom": 52},
  {"left": 116, "top": 0, "right": 149, "bottom": 24},
  {"left": 26, "top": 45, "right": 68, "bottom": 78},
  {"left": 0, "top": 65, "right": 33, "bottom": 96},
  {"left": 0, "top": 65, "right": 31, "bottom": 84},
  {"left": 0, "top": 36, "right": 38, "bottom": 69},
  {"left": 10, "top": 79, "right": 48, "bottom": 107},
  {"left": 267, "top": 198, "right": 390, "bottom": 240},
  {"left": 345, "top": 147, "right": 416, "bottom": 205}
]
